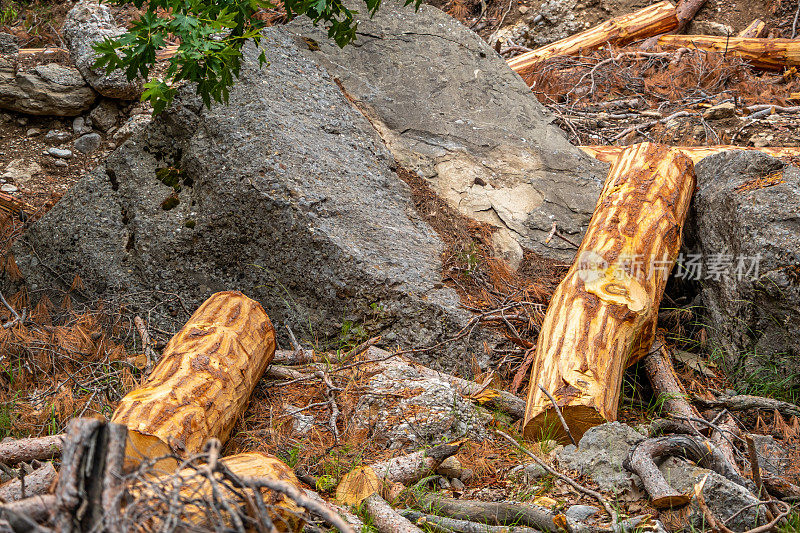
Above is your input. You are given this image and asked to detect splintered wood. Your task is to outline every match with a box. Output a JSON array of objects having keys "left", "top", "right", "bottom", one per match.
[
  {"left": 111, "top": 291, "right": 276, "bottom": 466},
  {"left": 657, "top": 35, "right": 800, "bottom": 70},
  {"left": 580, "top": 145, "right": 800, "bottom": 164},
  {"left": 507, "top": 1, "right": 678, "bottom": 78},
  {"left": 524, "top": 143, "right": 695, "bottom": 444}
]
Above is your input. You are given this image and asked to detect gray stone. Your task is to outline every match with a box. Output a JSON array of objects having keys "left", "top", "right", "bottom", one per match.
[
  {"left": 45, "top": 130, "right": 72, "bottom": 144},
  {"left": 751, "top": 435, "right": 793, "bottom": 479},
  {"left": 555, "top": 422, "right": 645, "bottom": 499},
  {"left": 1, "top": 184, "right": 18, "bottom": 193},
  {"left": 564, "top": 505, "right": 599, "bottom": 521},
  {"left": 659, "top": 457, "right": 761, "bottom": 532},
  {"left": 47, "top": 147, "right": 73, "bottom": 159},
  {"left": 0, "top": 33, "right": 18, "bottom": 55},
  {"left": 88, "top": 99, "right": 119, "bottom": 131},
  {"left": 62, "top": 1, "right": 143, "bottom": 99},
  {"left": 26, "top": 128, "right": 41, "bottom": 137},
  {"left": 289, "top": 1, "right": 604, "bottom": 264},
  {"left": 686, "top": 20, "right": 735, "bottom": 36},
  {"left": 508, "top": 461, "right": 548, "bottom": 484},
  {"left": 72, "top": 116, "right": 93, "bottom": 135},
  {"left": 74, "top": 132, "right": 102, "bottom": 154},
  {"left": 2, "top": 159, "right": 41, "bottom": 185},
  {"left": 436, "top": 457, "right": 463, "bottom": 479},
  {"left": 54, "top": 160, "right": 68, "bottom": 168},
  {"left": 350, "top": 348, "right": 489, "bottom": 446},
  {"left": 113, "top": 113, "right": 150, "bottom": 143},
  {"left": 687, "top": 151, "right": 800, "bottom": 386},
  {"left": 15, "top": 29, "right": 494, "bottom": 371},
  {"left": 0, "top": 60, "right": 96, "bottom": 116},
  {"left": 450, "top": 478, "right": 465, "bottom": 491},
  {"left": 703, "top": 101, "right": 736, "bottom": 120}
]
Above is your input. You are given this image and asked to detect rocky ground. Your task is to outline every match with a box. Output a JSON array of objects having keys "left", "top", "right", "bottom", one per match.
[{"left": 0, "top": 0, "right": 799, "bottom": 532}]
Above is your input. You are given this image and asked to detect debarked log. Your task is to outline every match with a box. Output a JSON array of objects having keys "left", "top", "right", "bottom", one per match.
[
  {"left": 128, "top": 452, "right": 306, "bottom": 533},
  {"left": 508, "top": 1, "right": 678, "bottom": 78},
  {"left": 111, "top": 291, "right": 276, "bottom": 467},
  {"left": 523, "top": 143, "right": 695, "bottom": 443},
  {"left": 657, "top": 35, "right": 800, "bottom": 70},
  {"left": 0, "top": 434, "right": 63, "bottom": 466}
]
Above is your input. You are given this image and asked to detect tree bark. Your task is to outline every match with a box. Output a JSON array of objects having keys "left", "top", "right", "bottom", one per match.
[
  {"left": 674, "top": 0, "right": 708, "bottom": 32},
  {"left": 657, "top": 36, "right": 800, "bottom": 70},
  {"left": 643, "top": 336, "right": 702, "bottom": 429},
  {"left": 111, "top": 291, "right": 276, "bottom": 467},
  {"left": 738, "top": 19, "right": 766, "bottom": 38},
  {"left": 507, "top": 1, "right": 678, "bottom": 78},
  {"left": 523, "top": 143, "right": 695, "bottom": 444},
  {"left": 364, "top": 493, "right": 423, "bottom": 533},
  {"left": 580, "top": 145, "right": 800, "bottom": 164},
  {"left": 400, "top": 510, "right": 540, "bottom": 533},
  {"left": 0, "top": 494, "right": 56, "bottom": 526},
  {"left": 0, "top": 434, "right": 63, "bottom": 466},
  {"left": 0, "top": 462, "right": 56, "bottom": 503}
]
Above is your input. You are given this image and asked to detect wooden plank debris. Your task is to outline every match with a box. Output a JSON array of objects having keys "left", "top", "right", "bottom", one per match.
[{"left": 657, "top": 35, "right": 800, "bottom": 70}]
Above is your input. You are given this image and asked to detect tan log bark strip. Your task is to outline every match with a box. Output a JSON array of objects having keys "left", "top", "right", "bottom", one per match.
[
  {"left": 507, "top": 1, "right": 678, "bottom": 78},
  {"left": 112, "top": 291, "right": 276, "bottom": 465},
  {"left": 0, "top": 434, "right": 63, "bottom": 465},
  {"left": 580, "top": 145, "right": 800, "bottom": 165},
  {"left": 738, "top": 19, "right": 766, "bottom": 38},
  {"left": 523, "top": 143, "right": 695, "bottom": 443},
  {"left": 364, "top": 493, "right": 423, "bottom": 533},
  {"left": 657, "top": 35, "right": 800, "bottom": 70}
]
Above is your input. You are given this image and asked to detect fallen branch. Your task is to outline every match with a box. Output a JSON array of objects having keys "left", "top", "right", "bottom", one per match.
[
  {"left": 0, "top": 462, "right": 56, "bottom": 503},
  {"left": 133, "top": 316, "right": 158, "bottom": 375},
  {"left": 657, "top": 35, "right": 800, "bottom": 70},
  {"left": 0, "top": 434, "right": 63, "bottom": 465},
  {"left": 508, "top": 1, "right": 678, "bottom": 78},
  {"left": 625, "top": 435, "right": 750, "bottom": 508},
  {"left": 692, "top": 394, "right": 800, "bottom": 419},
  {"left": 364, "top": 493, "right": 422, "bottom": 533},
  {"left": 643, "top": 337, "right": 703, "bottom": 432},
  {"left": 738, "top": 19, "right": 766, "bottom": 38},
  {"left": 401, "top": 509, "right": 540, "bottom": 533}
]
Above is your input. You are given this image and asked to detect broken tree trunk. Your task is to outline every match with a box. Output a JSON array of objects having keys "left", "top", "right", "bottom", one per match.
[
  {"left": 657, "top": 35, "right": 800, "bottom": 70},
  {"left": 364, "top": 493, "right": 423, "bottom": 533},
  {"left": 523, "top": 143, "right": 695, "bottom": 444},
  {"left": 580, "top": 145, "right": 800, "bottom": 164},
  {"left": 674, "top": 0, "right": 707, "bottom": 32},
  {"left": 0, "top": 434, "right": 63, "bottom": 465},
  {"left": 111, "top": 291, "right": 276, "bottom": 466},
  {"left": 507, "top": 1, "right": 678, "bottom": 78},
  {"left": 738, "top": 19, "right": 766, "bottom": 38},
  {"left": 644, "top": 336, "right": 702, "bottom": 428}
]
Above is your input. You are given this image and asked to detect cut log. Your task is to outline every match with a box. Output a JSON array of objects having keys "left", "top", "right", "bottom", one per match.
[
  {"left": 675, "top": 0, "right": 708, "bottom": 32},
  {"left": 508, "top": 1, "right": 678, "bottom": 78},
  {"left": 0, "top": 434, "right": 63, "bottom": 465},
  {"left": 523, "top": 143, "right": 695, "bottom": 443},
  {"left": 738, "top": 19, "right": 766, "bottom": 38},
  {"left": 364, "top": 493, "right": 423, "bottom": 533},
  {"left": 657, "top": 35, "right": 800, "bottom": 70},
  {"left": 0, "top": 462, "right": 56, "bottom": 503},
  {"left": 580, "top": 145, "right": 800, "bottom": 164},
  {"left": 111, "top": 291, "right": 276, "bottom": 467},
  {"left": 129, "top": 452, "right": 305, "bottom": 533}
]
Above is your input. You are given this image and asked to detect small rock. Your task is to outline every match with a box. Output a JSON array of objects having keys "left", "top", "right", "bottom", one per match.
[
  {"left": 88, "top": 100, "right": 119, "bottom": 131},
  {"left": 48, "top": 148, "right": 73, "bottom": 159},
  {"left": 436, "top": 457, "right": 463, "bottom": 479},
  {"left": 750, "top": 133, "right": 773, "bottom": 148},
  {"left": 436, "top": 477, "right": 451, "bottom": 490},
  {"left": 703, "top": 101, "right": 736, "bottom": 120},
  {"left": 0, "top": 184, "right": 18, "bottom": 193},
  {"left": 565, "top": 505, "right": 599, "bottom": 521},
  {"left": 687, "top": 20, "right": 734, "bottom": 36},
  {"left": 72, "top": 116, "right": 92, "bottom": 135},
  {"left": 518, "top": 5, "right": 529, "bottom": 14},
  {"left": 2, "top": 159, "right": 42, "bottom": 183},
  {"left": 460, "top": 468, "right": 474, "bottom": 484},
  {"left": 522, "top": 462, "right": 548, "bottom": 483},
  {"left": 0, "top": 113, "right": 10, "bottom": 122},
  {"left": 16, "top": 117, "right": 28, "bottom": 127},
  {"left": 74, "top": 132, "right": 102, "bottom": 154},
  {"left": 451, "top": 477, "right": 465, "bottom": 491},
  {"left": 45, "top": 130, "right": 72, "bottom": 144},
  {"left": 0, "top": 32, "right": 18, "bottom": 55},
  {"left": 54, "top": 160, "right": 68, "bottom": 168},
  {"left": 26, "top": 128, "right": 41, "bottom": 137}
]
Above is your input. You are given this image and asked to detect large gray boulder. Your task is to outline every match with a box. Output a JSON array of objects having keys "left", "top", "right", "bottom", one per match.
[
  {"left": 290, "top": 2, "right": 605, "bottom": 265},
  {"left": 687, "top": 151, "right": 800, "bottom": 387},
  {"left": 13, "top": 29, "right": 492, "bottom": 372},
  {"left": 0, "top": 59, "right": 96, "bottom": 115},
  {"left": 62, "top": 0, "right": 142, "bottom": 99}
]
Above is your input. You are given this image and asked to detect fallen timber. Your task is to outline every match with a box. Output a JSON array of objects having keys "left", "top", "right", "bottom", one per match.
[{"left": 523, "top": 143, "right": 695, "bottom": 443}]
